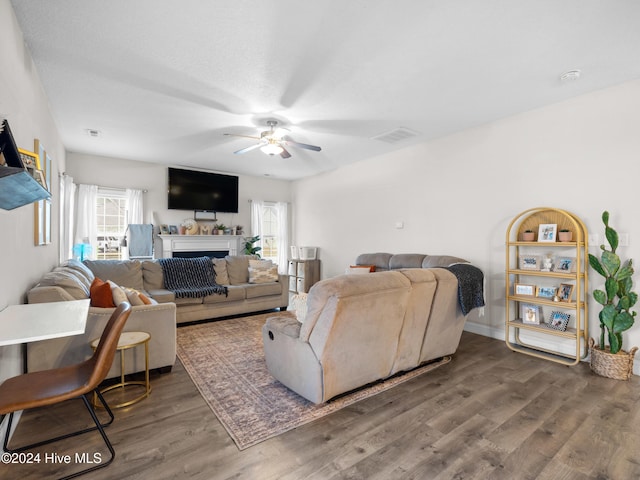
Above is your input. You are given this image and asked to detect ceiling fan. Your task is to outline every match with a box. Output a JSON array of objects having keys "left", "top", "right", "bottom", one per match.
[{"left": 224, "top": 120, "right": 321, "bottom": 158}]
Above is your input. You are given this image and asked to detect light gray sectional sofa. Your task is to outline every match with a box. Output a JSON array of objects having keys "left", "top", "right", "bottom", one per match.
[
  {"left": 262, "top": 253, "right": 483, "bottom": 404},
  {"left": 27, "top": 255, "right": 288, "bottom": 379}
]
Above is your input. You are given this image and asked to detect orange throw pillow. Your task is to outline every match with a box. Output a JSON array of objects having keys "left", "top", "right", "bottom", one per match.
[
  {"left": 90, "top": 277, "right": 115, "bottom": 308},
  {"left": 349, "top": 265, "right": 376, "bottom": 272}
]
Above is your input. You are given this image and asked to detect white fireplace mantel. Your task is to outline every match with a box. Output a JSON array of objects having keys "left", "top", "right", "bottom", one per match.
[{"left": 158, "top": 234, "right": 243, "bottom": 258}]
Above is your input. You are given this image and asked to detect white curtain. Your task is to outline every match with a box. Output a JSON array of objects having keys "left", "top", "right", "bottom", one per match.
[
  {"left": 126, "top": 188, "right": 144, "bottom": 225},
  {"left": 75, "top": 184, "right": 98, "bottom": 259},
  {"left": 275, "top": 202, "right": 289, "bottom": 274},
  {"left": 59, "top": 174, "right": 76, "bottom": 262},
  {"left": 250, "top": 199, "right": 264, "bottom": 253}
]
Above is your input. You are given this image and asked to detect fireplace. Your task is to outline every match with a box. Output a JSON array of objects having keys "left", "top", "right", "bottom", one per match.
[
  {"left": 173, "top": 250, "right": 228, "bottom": 259},
  {"left": 158, "top": 234, "right": 243, "bottom": 258}
]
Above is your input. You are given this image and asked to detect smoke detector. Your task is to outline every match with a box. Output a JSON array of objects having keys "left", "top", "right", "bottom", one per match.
[{"left": 85, "top": 128, "right": 102, "bottom": 137}]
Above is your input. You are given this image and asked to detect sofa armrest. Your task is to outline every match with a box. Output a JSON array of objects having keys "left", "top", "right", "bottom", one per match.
[
  {"left": 27, "top": 302, "right": 177, "bottom": 379},
  {"left": 28, "top": 285, "right": 81, "bottom": 303},
  {"left": 265, "top": 315, "right": 301, "bottom": 339}
]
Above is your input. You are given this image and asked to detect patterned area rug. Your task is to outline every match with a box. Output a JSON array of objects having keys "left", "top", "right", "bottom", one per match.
[{"left": 176, "top": 312, "right": 451, "bottom": 450}]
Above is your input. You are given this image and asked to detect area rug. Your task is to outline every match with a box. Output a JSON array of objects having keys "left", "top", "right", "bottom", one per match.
[{"left": 176, "top": 312, "right": 451, "bottom": 450}]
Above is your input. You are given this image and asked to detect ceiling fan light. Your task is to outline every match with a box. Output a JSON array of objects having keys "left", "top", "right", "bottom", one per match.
[{"left": 261, "top": 143, "right": 283, "bottom": 156}]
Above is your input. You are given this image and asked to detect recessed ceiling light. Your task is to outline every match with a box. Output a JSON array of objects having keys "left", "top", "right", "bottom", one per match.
[
  {"left": 560, "top": 70, "right": 581, "bottom": 82},
  {"left": 85, "top": 128, "right": 101, "bottom": 137}
]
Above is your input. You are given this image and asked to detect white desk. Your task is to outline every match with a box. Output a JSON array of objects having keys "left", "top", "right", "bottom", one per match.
[{"left": 0, "top": 299, "right": 90, "bottom": 347}]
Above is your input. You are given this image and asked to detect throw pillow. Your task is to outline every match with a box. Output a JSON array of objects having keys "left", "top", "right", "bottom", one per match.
[
  {"left": 60, "top": 258, "right": 95, "bottom": 283},
  {"left": 90, "top": 277, "right": 115, "bottom": 308},
  {"left": 108, "top": 280, "right": 129, "bottom": 306},
  {"left": 123, "top": 287, "right": 145, "bottom": 306},
  {"left": 346, "top": 265, "right": 374, "bottom": 275},
  {"left": 212, "top": 258, "right": 230, "bottom": 285},
  {"left": 249, "top": 259, "right": 279, "bottom": 283},
  {"left": 38, "top": 270, "right": 90, "bottom": 300},
  {"left": 225, "top": 255, "right": 256, "bottom": 285}
]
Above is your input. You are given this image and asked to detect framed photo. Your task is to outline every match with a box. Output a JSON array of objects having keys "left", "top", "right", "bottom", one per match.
[
  {"left": 18, "top": 148, "right": 38, "bottom": 171},
  {"left": 32, "top": 169, "right": 47, "bottom": 189},
  {"left": 519, "top": 255, "right": 541, "bottom": 270},
  {"left": 160, "top": 224, "right": 170, "bottom": 235},
  {"left": 169, "top": 225, "right": 179, "bottom": 235},
  {"left": 514, "top": 283, "right": 535, "bottom": 296},
  {"left": 558, "top": 283, "right": 574, "bottom": 302},
  {"left": 553, "top": 257, "right": 575, "bottom": 273},
  {"left": 538, "top": 224, "right": 557, "bottom": 243},
  {"left": 536, "top": 286, "right": 558, "bottom": 299},
  {"left": 548, "top": 311, "right": 571, "bottom": 331},
  {"left": 521, "top": 303, "right": 541, "bottom": 325}
]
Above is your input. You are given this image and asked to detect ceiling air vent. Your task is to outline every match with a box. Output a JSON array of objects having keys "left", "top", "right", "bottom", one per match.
[{"left": 370, "top": 127, "right": 420, "bottom": 144}]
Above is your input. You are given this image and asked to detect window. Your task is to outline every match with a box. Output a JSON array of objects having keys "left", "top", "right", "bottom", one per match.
[
  {"left": 96, "top": 188, "right": 127, "bottom": 260},
  {"left": 261, "top": 203, "right": 278, "bottom": 262}
]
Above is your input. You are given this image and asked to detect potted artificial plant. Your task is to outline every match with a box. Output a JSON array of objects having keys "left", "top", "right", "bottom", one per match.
[
  {"left": 214, "top": 223, "right": 226, "bottom": 235},
  {"left": 243, "top": 235, "right": 261, "bottom": 257},
  {"left": 558, "top": 229, "right": 573, "bottom": 242},
  {"left": 522, "top": 230, "right": 535, "bottom": 241},
  {"left": 588, "top": 211, "right": 638, "bottom": 380}
]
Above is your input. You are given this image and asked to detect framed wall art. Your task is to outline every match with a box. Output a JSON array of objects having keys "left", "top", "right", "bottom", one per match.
[
  {"left": 536, "top": 286, "right": 558, "bottom": 299},
  {"left": 558, "top": 283, "right": 574, "bottom": 302},
  {"left": 548, "top": 311, "right": 571, "bottom": 331},
  {"left": 521, "top": 303, "right": 541, "bottom": 325},
  {"left": 514, "top": 283, "right": 535, "bottom": 296},
  {"left": 553, "top": 257, "right": 575, "bottom": 273},
  {"left": 538, "top": 223, "right": 557, "bottom": 242},
  {"left": 519, "top": 254, "right": 541, "bottom": 270}
]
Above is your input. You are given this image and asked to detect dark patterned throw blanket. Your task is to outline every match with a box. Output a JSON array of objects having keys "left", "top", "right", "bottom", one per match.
[
  {"left": 439, "top": 264, "right": 485, "bottom": 315},
  {"left": 158, "top": 257, "right": 228, "bottom": 299}
]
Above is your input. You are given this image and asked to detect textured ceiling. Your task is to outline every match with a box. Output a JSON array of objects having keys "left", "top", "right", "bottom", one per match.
[{"left": 10, "top": 0, "right": 640, "bottom": 180}]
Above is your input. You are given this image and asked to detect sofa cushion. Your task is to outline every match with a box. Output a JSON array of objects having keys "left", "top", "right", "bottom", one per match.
[
  {"left": 389, "top": 254, "right": 427, "bottom": 269},
  {"left": 245, "top": 282, "right": 283, "bottom": 299},
  {"left": 212, "top": 258, "right": 230, "bottom": 285},
  {"left": 174, "top": 296, "right": 204, "bottom": 306},
  {"left": 89, "top": 277, "right": 115, "bottom": 308},
  {"left": 84, "top": 260, "right": 145, "bottom": 291},
  {"left": 37, "top": 270, "right": 89, "bottom": 300},
  {"left": 249, "top": 259, "right": 279, "bottom": 283},
  {"left": 355, "top": 253, "right": 393, "bottom": 271},
  {"left": 225, "top": 255, "right": 256, "bottom": 285},
  {"left": 203, "top": 285, "right": 245, "bottom": 304},
  {"left": 142, "top": 260, "right": 164, "bottom": 290},
  {"left": 108, "top": 280, "right": 129, "bottom": 306},
  {"left": 422, "top": 255, "right": 468, "bottom": 268},
  {"left": 146, "top": 288, "right": 175, "bottom": 304}
]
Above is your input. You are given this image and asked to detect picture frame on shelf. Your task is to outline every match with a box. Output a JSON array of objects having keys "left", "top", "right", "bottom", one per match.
[
  {"left": 538, "top": 223, "right": 557, "bottom": 243},
  {"left": 536, "top": 286, "right": 558, "bottom": 299},
  {"left": 519, "top": 254, "right": 541, "bottom": 270},
  {"left": 514, "top": 283, "right": 535, "bottom": 296},
  {"left": 169, "top": 225, "right": 178, "bottom": 235},
  {"left": 521, "top": 303, "right": 541, "bottom": 325},
  {"left": 160, "top": 224, "right": 169, "bottom": 235},
  {"left": 547, "top": 311, "right": 571, "bottom": 331},
  {"left": 553, "top": 257, "right": 575, "bottom": 273},
  {"left": 558, "top": 283, "right": 574, "bottom": 302}
]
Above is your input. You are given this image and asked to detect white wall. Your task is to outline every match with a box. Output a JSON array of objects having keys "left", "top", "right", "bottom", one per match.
[
  {"left": 66, "top": 152, "right": 292, "bottom": 241},
  {"left": 0, "top": 0, "right": 66, "bottom": 436},
  {"left": 292, "top": 79, "right": 640, "bottom": 373}
]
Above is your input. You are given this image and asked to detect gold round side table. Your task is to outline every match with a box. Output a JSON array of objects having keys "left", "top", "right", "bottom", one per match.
[{"left": 91, "top": 331, "right": 151, "bottom": 408}]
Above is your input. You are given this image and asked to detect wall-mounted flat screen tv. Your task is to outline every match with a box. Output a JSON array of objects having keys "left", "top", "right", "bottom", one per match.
[{"left": 168, "top": 167, "right": 239, "bottom": 213}]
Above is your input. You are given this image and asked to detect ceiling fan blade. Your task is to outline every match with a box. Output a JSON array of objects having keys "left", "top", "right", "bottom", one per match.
[
  {"left": 224, "top": 133, "right": 261, "bottom": 140},
  {"left": 280, "top": 147, "right": 291, "bottom": 159},
  {"left": 233, "top": 143, "right": 264, "bottom": 154},
  {"left": 283, "top": 137, "right": 322, "bottom": 152}
]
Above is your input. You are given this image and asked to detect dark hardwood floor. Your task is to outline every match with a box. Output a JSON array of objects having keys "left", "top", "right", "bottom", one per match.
[{"left": 2, "top": 331, "right": 639, "bottom": 480}]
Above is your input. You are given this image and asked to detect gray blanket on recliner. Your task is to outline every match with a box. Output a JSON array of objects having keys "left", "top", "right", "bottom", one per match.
[{"left": 441, "top": 264, "right": 485, "bottom": 315}]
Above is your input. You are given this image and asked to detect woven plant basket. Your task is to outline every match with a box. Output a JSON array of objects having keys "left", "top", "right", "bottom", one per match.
[{"left": 589, "top": 338, "right": 638, "bottom": 380}]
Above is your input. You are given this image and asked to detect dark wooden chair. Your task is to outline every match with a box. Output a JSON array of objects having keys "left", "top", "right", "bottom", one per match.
[{"left": 0, "top": 302, "right": 132, "bottom": 479}]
